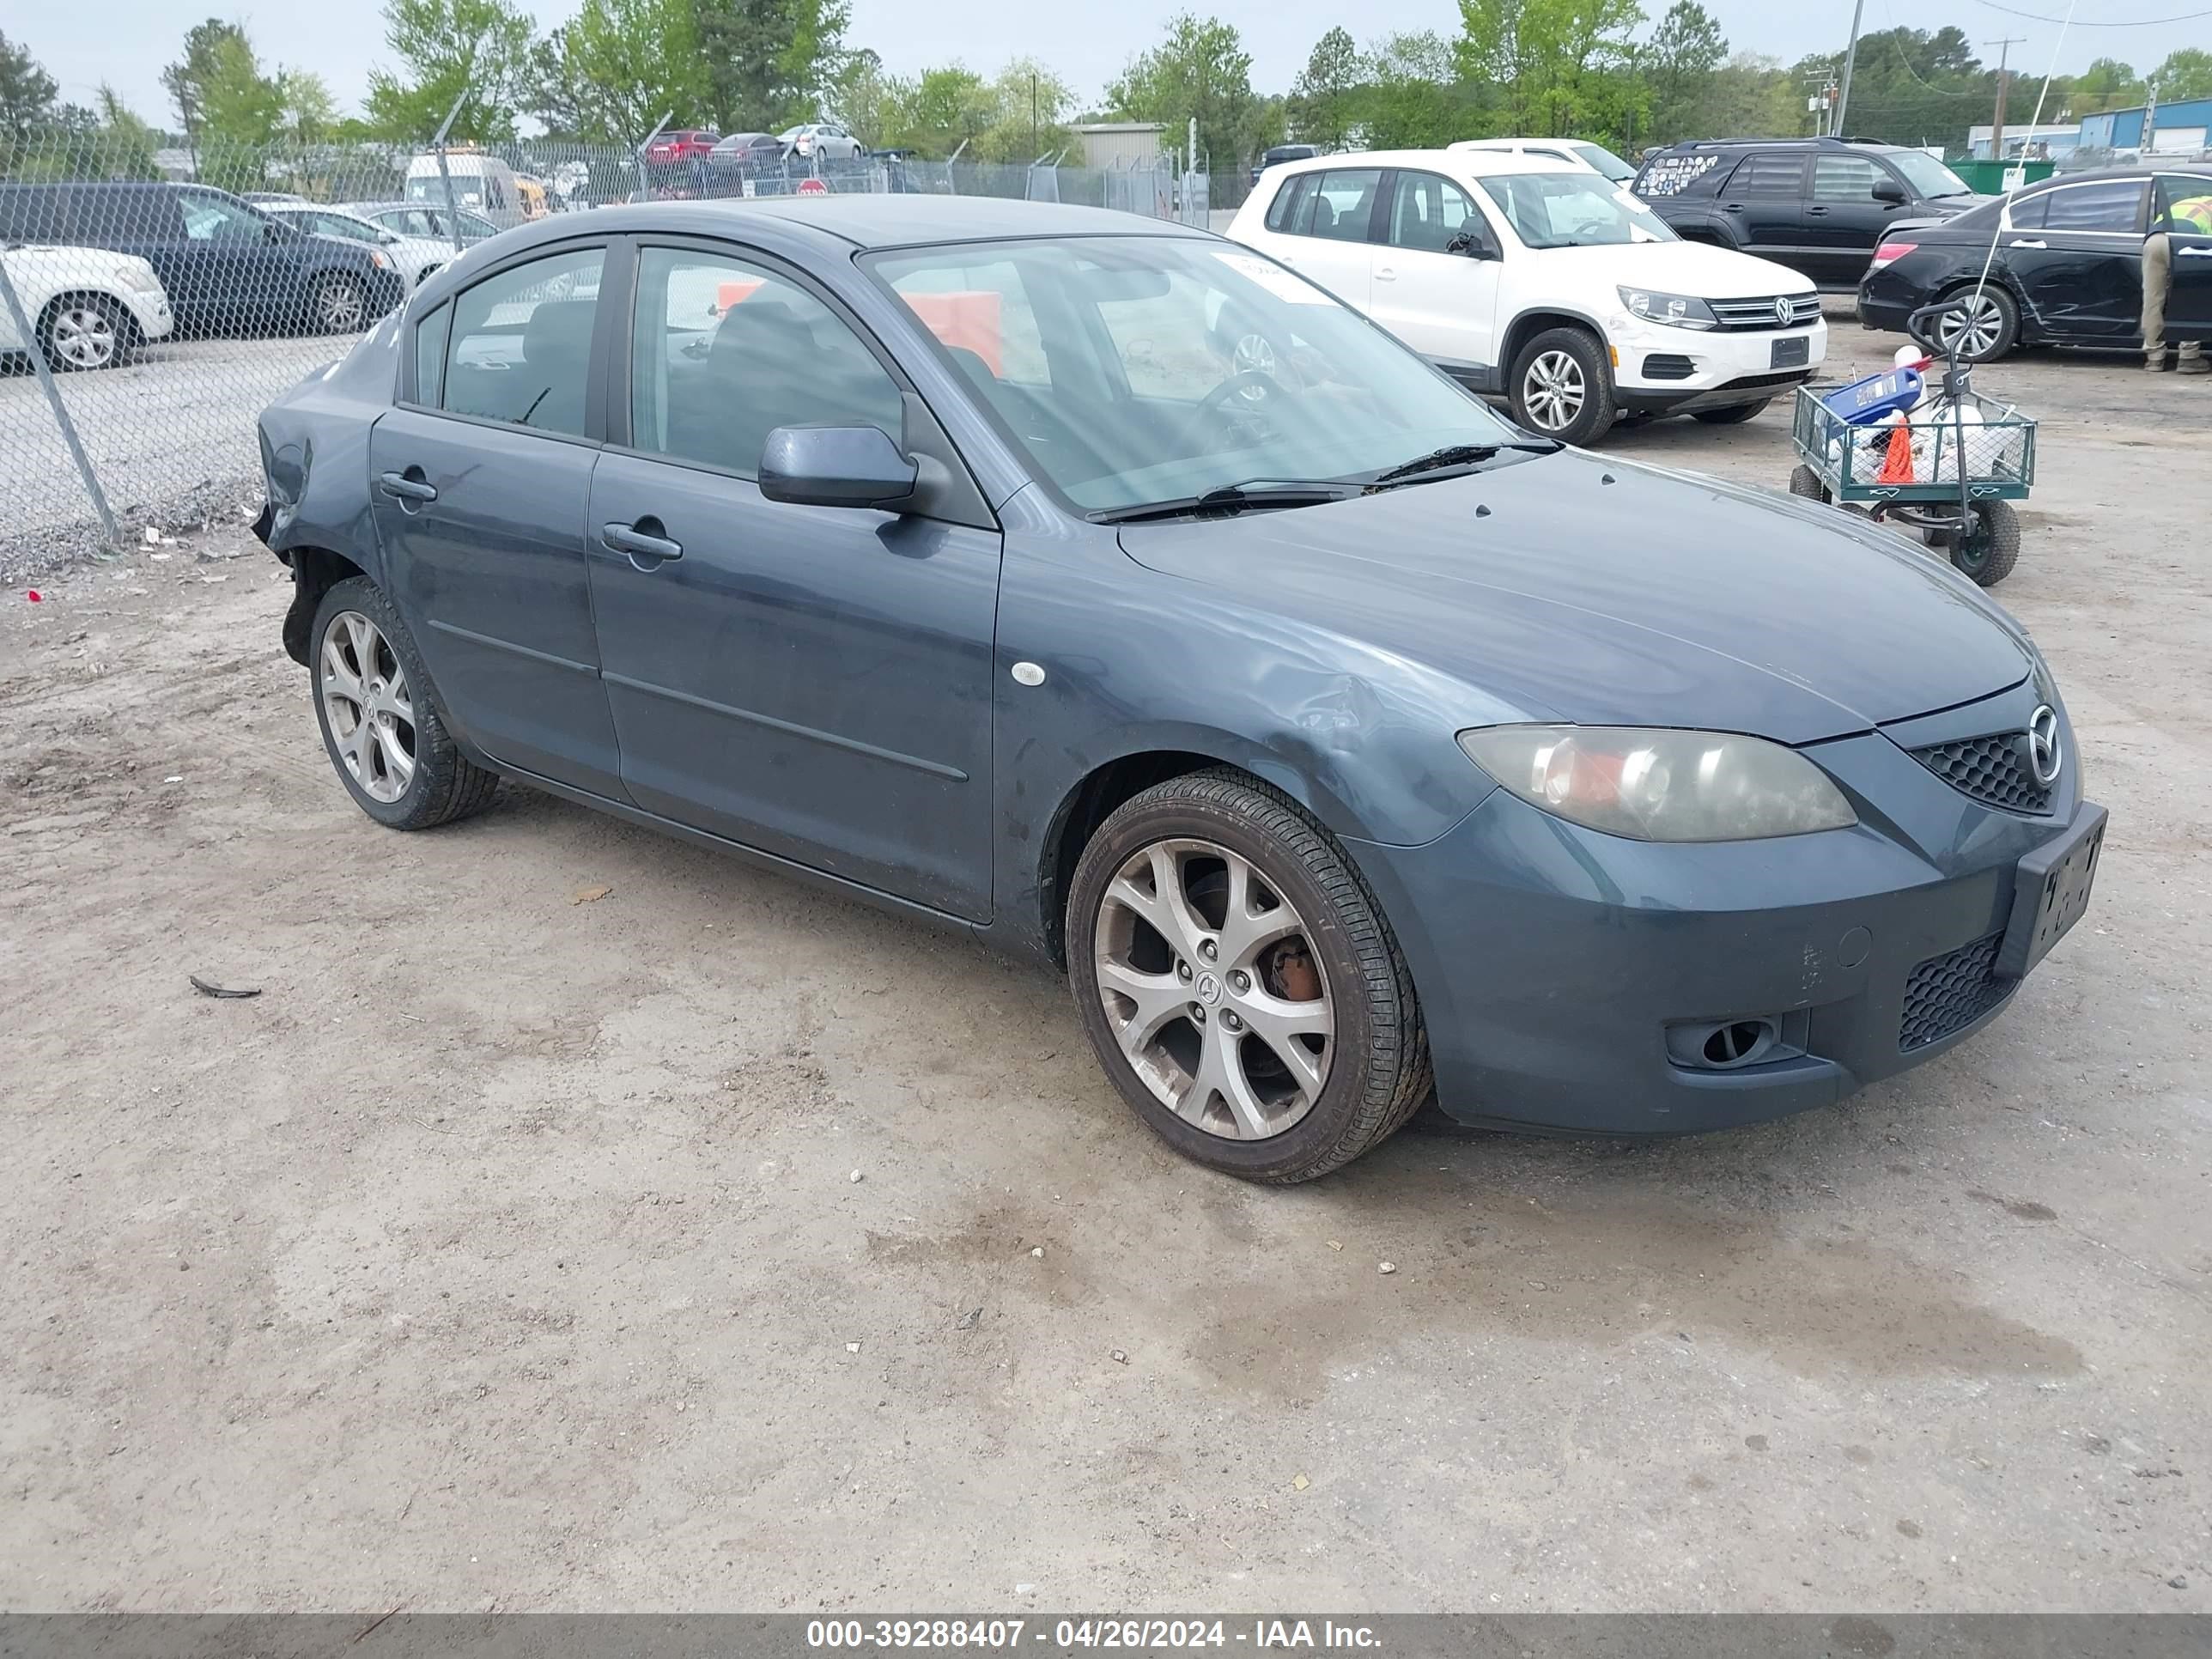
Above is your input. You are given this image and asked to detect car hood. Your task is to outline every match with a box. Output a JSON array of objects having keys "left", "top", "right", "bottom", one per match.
[
  {"left": 1115, "top": 449, "right": 2033, "bottom": 744},
  {"left": 1544, "top": 238, "right": 1815, "bottom": 298}
]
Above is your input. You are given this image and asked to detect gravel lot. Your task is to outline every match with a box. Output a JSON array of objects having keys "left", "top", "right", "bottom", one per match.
[{"left": 3, "top": 328, "right": 2208, "bottom": 1613}]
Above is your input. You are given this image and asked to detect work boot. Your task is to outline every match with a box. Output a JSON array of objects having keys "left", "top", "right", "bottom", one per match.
[
  {"left": 2179, "top": 343, "right": 2209, "bottom": 376},
  {"left": 2145, "top": 349, "right": 2169, "bottom": 371}
]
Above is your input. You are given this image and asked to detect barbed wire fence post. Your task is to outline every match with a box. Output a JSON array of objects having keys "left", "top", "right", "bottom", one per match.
[{"left": 0, "top": 258, "right": 119, "bottom": 552}]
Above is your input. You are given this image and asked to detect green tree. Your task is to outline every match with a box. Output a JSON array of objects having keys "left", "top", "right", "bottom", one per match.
[
  {"left": 364, "top": 0, "right": 536, "bottom": 143},
  {"left": 0, "top": 29, "right": 59, "bottom": 167},
  {"left": 1105, "top": 12, "right": 1268, "bottom": 172},
  {"left": 94, "top": 85, "right": 165, "bottom": 179},
  {"left": 890, "top": 64, "right": 995, "bottom": 155},
  {"left": 2149, "top": 48, "right": 2212, "bottom": 103},
  {"left": 1355, "top": 33, "right": 1480, "bottom": 149},
  {"left": 559, "top": 0, "right": 710, "bottom": 143},
  {"left": 523, "top": 27, "right": 586, "bottom": 140},
  {"left": 1790, "top": 27, "right": 1985, "bottom": 149},
  {"left": 192, "top": 31, "right": 283, "bottom": 189},
  {"left": 696, "top": 0, "right": 850, "bottom": 134},
  {"left": 979, "top": 58, "right": 1076, "bottom": 161},
  {"left": 1288, "top": 27, "right": 1360, "bottom": 150},
  {"left": 2067, "top": 58, "right": 2141, "bottom": 116},
  {"left": 1455, "top": 0, "right": 1647, "bottom": 142},
  {"left": 823, "top": 46, "right": 892, "bottom": 147},
  {"left": 1642, "top": 1, "right": 1726, "bottom": 143},
  {"left": 276, "top": 70, "right": 339, "bottom": 144},
  {"left": 161, "top": 20, "right": 249, "bottom": 161}
]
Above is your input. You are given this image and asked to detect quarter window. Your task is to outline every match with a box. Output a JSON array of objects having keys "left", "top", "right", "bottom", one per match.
[
  {"left": 441, "top": 246, "right": 605, "bottom": 439},
  {"left": 413, "top": 301, "right": 451, "bottom": 407},
  {"left": 630, "top": 247, "right": 903, "bottom": 477}
]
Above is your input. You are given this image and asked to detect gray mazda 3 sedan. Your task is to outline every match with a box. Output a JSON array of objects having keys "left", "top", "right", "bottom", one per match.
[{"left": 252, "top": 197, "right": 2106, "bottom": 1182}]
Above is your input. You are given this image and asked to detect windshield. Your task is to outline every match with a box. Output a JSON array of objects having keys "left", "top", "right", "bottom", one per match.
[
  {"left": 407, "top": 173, "right": 486, "bottom": 208},
  {"left": 867, "top": 236, "right": 1516, "bottom": 515},
  {"left": 1569, "top": 142, "right": 1638, "bottom": 183},
  {"left": 1480, "top": 173, "right": 1675, "bottom": 248},
  {"left": 1887, "top": 151, "right": 1974, "bottom": 199}
]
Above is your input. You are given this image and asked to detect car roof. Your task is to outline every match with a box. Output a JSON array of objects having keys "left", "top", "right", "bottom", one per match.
[
  {"left": 1269, "top": 147, "right": 1583, "bottom": 178},
  {"left": 1652, "top": 136, "right": 1905, "bottom": 155},
  {"left": 2022, "top": 161, "right": 2212, "bottom": 190},
  {"left": 520, "top": 195, "right": 1218, "bottom": 251}
]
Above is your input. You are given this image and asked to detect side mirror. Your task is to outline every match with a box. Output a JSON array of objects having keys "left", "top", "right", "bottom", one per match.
[
  {"left": 759, "top": 424, "right": 917, "bottom": 510},
  {"left": 380, "top": 232, "right": 402, "bottom": 245},
  {"left": 1872, "top": 177, "right": 1908, "bottom": 204},
  {"left": 264, "top": 220, "right": 287, "bottom": 241},
  {"left": 1447, "top": 231, "right": 1498, "bottom": 260}
]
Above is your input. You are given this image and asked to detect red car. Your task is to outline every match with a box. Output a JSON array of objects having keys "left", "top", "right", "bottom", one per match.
[{"left": 646, "top": 129, "right": 720, "bottom": 164}]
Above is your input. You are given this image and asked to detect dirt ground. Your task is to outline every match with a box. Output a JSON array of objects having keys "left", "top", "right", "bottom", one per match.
[{"left": 3, "top": 326, "right": 2208, "bottom": 1614}]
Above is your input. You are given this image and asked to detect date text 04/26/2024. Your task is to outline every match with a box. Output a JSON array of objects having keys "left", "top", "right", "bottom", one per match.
[{"left": 804, "top": 1621, "right": 1382, "bottom": 1650}]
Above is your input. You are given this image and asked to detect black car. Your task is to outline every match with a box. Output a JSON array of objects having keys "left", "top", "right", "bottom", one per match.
[
  {"left": 0, "top": 181, "right": 407, "bottom": 336},
  {"left": 1860, "top": 165, "right": 2212, "bottom": 362},
  {"left": 1633, "top": 137, "right": 1987, "bottom": 287},
  {"left": 1251, "top": 144, "right": 1318, "bottom": 185}
]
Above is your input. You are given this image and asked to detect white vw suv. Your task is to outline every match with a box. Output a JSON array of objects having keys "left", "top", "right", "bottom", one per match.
[{"left": 1226, "top": 149, "right": 1826, "bottom": 445}]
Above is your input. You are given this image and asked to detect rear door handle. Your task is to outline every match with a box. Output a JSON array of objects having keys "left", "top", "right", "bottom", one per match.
[
  {"left": 601, "top": 520, "right": 684, "bottom": 565},
  {"left": 2180, "top": 246, "right": 2212, "bottom": 258},
  {"left": 2008, "top": 239, "right": 2048, "bottom": 250},
  {"left": 377, "top": 471, "right": 436, "bottom": 502}
]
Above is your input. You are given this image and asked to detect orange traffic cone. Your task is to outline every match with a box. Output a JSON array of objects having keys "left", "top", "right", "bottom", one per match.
[{"left": 1876, "top": 423, "right": 1915, "bottom": 485}]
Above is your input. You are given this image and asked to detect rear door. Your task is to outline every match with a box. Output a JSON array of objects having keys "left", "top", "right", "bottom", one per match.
[
  {"left": 1272, "top": 167, "right": 1383, "bottom": 310},
  {"left": 367, "top": 240, "right": 626, "bottom": 799},
  {"left": 2010, "top": 178, "right": 2149, "bottom": 340},
  {"left": 1716, "top": 152, "right": 1811, "bottom": 271},
  {"left": 1806, "top": 153, "right": 1908, "bottom": 285},
  {"left": 584, "top": 240, "right": 1002, "bottom": 919},
  {"left": 2156, "top": 173, "right": 2212, "bottom": 340},
  {"left": 1368, "top": 167, "right": 1502, "bottom": 378}
]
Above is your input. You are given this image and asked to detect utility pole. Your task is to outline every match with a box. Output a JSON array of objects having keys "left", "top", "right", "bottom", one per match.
[
  {"left": 1986, "top": 37, "right": 2026, "bottom": 166},
  {"left": 1834, "top": 0, "right": 1867, "bottom": 136},
  {"left": 1030, "top": 72, "right": 1038, "bottom": 156}
]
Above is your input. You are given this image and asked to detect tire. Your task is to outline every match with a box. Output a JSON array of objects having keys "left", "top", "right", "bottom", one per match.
[
  {"left": 1508, "top": 325, "right": 1616, "bottom": 446},
  {"left": 309, "top": 576, "right": 500, "bottom": 830},
  {"left": 1923, "top": 285, "right": 2019, "bottom": 364},
  {"left": 311, "top": 273, "right": 369, "bottom": 335},
  {"left": 39, "top": 292, "right": 132, "bottom": 371},
  {"left": 1788, "top": 463, "right": 1831, "bottom": 503},
  {"left": 1066, "top": 768, "right": 1431, "bottom": 1184},
  {"left": 1948, "top": 498, "right": 2021, "bottom": 586},
  {"left": 1693, "top": 398, "right": 1770, "bottom": 425}
]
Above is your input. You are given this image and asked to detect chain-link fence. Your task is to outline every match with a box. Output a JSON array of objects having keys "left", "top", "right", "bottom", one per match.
[{"left": 0, "top": 131, "right": 1215, "bottom": 565}]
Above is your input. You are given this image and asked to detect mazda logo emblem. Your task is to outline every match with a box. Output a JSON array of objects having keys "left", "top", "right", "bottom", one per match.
[
  {"left": 1774, "top": 296, "right": 1792, "bottom": 325},
  {"left": 2026, "top": 705, "right": 2062, "bottom": 786}
]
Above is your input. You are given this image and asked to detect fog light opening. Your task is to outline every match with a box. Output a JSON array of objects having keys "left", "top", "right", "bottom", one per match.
[{"left": 1703, "top": 1020, "right": 1773, "bottom": 1067}]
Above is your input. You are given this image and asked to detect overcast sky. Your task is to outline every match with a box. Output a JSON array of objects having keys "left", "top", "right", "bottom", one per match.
[{"left": 14, "top": 0, "right": 2198, "bottom": 134}]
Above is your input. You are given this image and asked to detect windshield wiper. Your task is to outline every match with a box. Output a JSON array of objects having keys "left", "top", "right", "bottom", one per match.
[
  {"left": 1090, "top": 480, "right": 1353, "bottom": 526},
  {"left": 1365, "top": 441, "right": 1559, "bottom": 488}
]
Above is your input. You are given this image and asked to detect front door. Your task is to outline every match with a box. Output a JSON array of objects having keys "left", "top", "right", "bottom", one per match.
[
  {"left": 170, "top": 189, "right": 295, "bottom": 330},
  {"left": 2009, "top": 178, "right": 2149, "bottom": 340},
  {"left": 367, "top": 241, "right": 624, "bottom": 798},
  {"left": 1805, "top": 154, "right": 1909, "bottom": 286},
  {"left": 2156, "top": 174, "right": 2212, "bottom": 342},
  {"left": 1369, "top": 168, "right": 1503, "bottom": 380},
  {"left": 585, "top": 242, "right": 1001, "bottom": 920}
]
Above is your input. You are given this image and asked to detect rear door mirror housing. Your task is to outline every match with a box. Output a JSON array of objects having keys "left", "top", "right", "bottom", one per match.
[{"left": 759, "top": 425, "right": 918, "bottom": 510}]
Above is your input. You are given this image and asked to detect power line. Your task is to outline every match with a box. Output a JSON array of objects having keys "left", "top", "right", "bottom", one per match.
[{"left": 1968, "top": 0, "right": 2212, "bottom": 26}]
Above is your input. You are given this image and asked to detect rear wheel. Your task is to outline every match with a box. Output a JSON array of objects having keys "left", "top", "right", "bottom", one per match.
[
  {"left": 1066, "top": 769, "right": 1431, "bottom": 1183},
  {"left": 1693, "top": 398, "right": 1770, "bottom": 425},
  {"left": 1508, "top": 325, "right": 1615, "bottom": 446},
  {"left": 1788, "top": 463, "right": 1831, "bottom": 503},
  {"left": 1924, "top": 285, "right": 2019, "bottom": 364}
]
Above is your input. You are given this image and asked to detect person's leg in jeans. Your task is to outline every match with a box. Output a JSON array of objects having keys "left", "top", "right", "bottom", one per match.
[{"left": 2143, "top": 231, "right": 2173, "bottom": 370}]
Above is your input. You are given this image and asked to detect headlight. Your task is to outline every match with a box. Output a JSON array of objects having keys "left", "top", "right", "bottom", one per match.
[
  {"left": 370, "top": 250, "right": 392, "bottom": 270},
  {"left": 1458, "top": 726, "right": 1856, "bottom": 842},
  {"left": 1618, "top": 287, "right": 1718, "bottom": 331}
]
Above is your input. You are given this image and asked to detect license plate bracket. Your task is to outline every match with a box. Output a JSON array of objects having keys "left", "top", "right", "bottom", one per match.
[
  {"left": 1771, "top": 336, "right": 1811, "bottom": 368},
  {"left": 1996, "top": 803, "right": 2106, "bottom": 980}
]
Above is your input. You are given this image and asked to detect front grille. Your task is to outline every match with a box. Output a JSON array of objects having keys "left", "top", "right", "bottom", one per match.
[
  {"left": 1900, "top": 933, "right": 2009, "bottom": 1052},
  {"left": 1910, "top": 733, "right": 2053, "bottom": 815},
  {"left": 1643, "top": 353, "right": 1697, "bottom": 380},
  {"left": 1711, "top": 294, "right": 1823, "bottom": 331}
]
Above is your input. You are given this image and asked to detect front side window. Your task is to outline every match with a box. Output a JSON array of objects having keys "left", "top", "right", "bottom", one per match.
[
  {"left": 1814, "top": 155, "right": 1887, "bottom": 202},
  {"left": 1308, "top": 168, "right": 1382, "bottom": 242},
  {"left": 1887, "top": 150, "right": 1974, "bottom": 201},
  {"left": 1388, "top": 171, "right": 1484, "bottom": 253},
  {"left": 869, "top": 235, "right": 1515, "bottom": 514},
  {"left": 1479, "top": 173, "right": 1674, "bottom": 248},
  {"left": 180, "top": 191, "right": 265, "bottom": 241},
  {"left": 629, "top": 246, "right": 903, "bottom": 477},
  {"left": 2155, "top": 176, "right": 2212, "bottom": 231},
  {"left": 316, "top": 212, "right": 377, "bottom": 241},
  {"left": 441, "top": 246, "right": 605, "bottom": 438},
  {"left": 2043, "top": 181, "right": 2147, "bottom": 234}
]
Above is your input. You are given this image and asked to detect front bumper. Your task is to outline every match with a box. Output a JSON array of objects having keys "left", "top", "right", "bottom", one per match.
[
  {"left": 124, "top": 290, "right": 173, "bottom": 343},
  {"left": 1346, "top": 704, "right": 2096, "bottom": 1135},
  {"left": 1611, "top": 314, "right": 1828, "bottom": 413}
]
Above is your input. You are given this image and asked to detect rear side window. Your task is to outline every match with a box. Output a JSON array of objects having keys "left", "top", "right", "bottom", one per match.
[
  {"left": 1309, "top": 168, "right": 1382, "bottom": 243},
  {"left": 442, "top": 246, "right": 605, "bottom": 438},
  {"left": 1729, "top": 154, "right": 1808, "bottom": 197},
  {"left": 1266, "top": 173, "right": 1315, "bottom": 233},
  {"left": 2007, "top": 191, "right": 2049, "bottom": 229},
  {"left": 2042, "top": 181, "right": 2147, "bottom": 234}
]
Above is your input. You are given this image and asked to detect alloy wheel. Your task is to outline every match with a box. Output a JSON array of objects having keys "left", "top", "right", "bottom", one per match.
[
  {"left": 1522, "top": 349, "right": 1586, "bottom": 432},
  {"left": 1092, "top": 838, "right": 1334, "bottom": 1140},
  {"left": 49, "top": 304, "right": 118, "bottom": 369},
  {"left": 1232, "top": 332, "right": 1278, "bottom": 400},
  {"left": 1936, "top": 294, "right": 2002, "bottom": 360},
  {"left": 321, "top": 611, "right": 417, "bottom": 803},
  {"left": 318, "top": 280, "right": 367, "bottom": 332}
]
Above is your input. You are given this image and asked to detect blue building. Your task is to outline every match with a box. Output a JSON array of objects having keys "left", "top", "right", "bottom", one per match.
[{"left": 2078, "top": 99, "right": 2212, "bottom": 155}]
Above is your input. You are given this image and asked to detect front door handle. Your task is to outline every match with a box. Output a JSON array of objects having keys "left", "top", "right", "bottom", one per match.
[
  {"left": 602, "top": 520, "right": 684, "bottom": 566},
  {"left": 1806, "top": 205, "right": 1829, "bottom": 216},
  {"left": 2008, "top": 239, "right": 2048, "bottom": 250},
  {"left": 377, "top": 470, "right": 436, "bottom": 502},
  {"left": 1723, "top": 203, "right": 1744, "bottom": 213},
  {"left": 1375, "top": 264, "right": 1396, "bottom": 281}
]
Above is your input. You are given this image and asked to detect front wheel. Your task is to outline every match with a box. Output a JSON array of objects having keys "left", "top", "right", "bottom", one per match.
[
  {"left": 1508, "top": 326, "right": 1616, "bottom": 446},
  {"left": 40, "top": 293, "right": 132, "bottom": 371},
  {"left": 1066, "top": 769, "right": 1431, "bottom": 1183},
  {"left": 1947, "top": 498, "right": 2021, "bottom": 586},
  {"left": 1788, "top": 463, "right": 1830, "bottom": 502}
]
